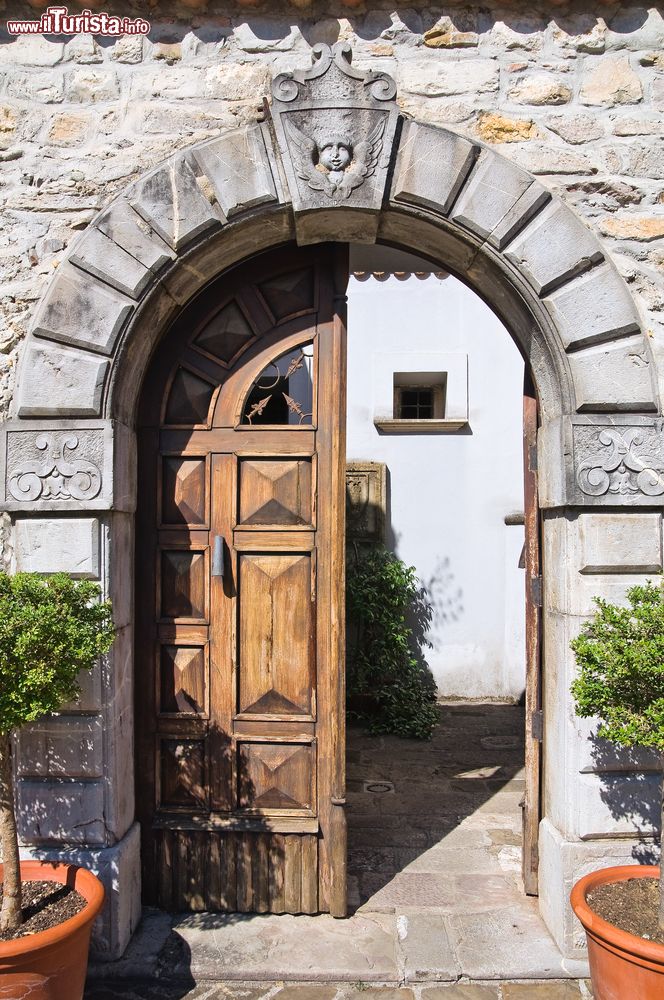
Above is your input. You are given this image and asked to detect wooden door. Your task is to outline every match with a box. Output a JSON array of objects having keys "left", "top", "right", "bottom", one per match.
[
  {"left": 136, "top": 245, "right": 348, "bottom": 916},
  {"left": 522, "top": 371, "right": 542, "bottom": 896}
]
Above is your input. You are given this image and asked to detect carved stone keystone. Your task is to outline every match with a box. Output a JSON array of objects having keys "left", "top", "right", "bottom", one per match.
[{"left": 270, "top": 42, "right": 400, "bottom": 235}]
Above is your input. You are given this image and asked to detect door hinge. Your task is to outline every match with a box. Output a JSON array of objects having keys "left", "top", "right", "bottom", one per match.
[
  {"left": 529, "top": 443, "right": 538, "bottom": 472},
  {"left": 531, "top": 710, "right": 544, "bottom": 742},
  {"left": 530, "top": 575, "right": 542, "bottom": 607}
]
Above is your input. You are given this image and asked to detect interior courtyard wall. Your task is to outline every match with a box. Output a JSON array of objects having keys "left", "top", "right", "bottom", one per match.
[
  {"left": 346, "top": 254, "right": 526, "bottom": 700},
  {"left": 1, "top": 2, "right": 664, "bottom": 964}
]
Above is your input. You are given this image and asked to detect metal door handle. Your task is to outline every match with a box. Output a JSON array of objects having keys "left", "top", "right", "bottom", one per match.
[{"left": 211, "top": 535, "right": 225, "bottom": 578}]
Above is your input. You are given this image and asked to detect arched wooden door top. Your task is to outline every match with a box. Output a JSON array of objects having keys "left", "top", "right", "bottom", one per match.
[
  {"left": 135, "top": 243, "right": 349, "bottom": 917},
  {"left": 139, "top": 246, "right": 327, "bottom": 432}
]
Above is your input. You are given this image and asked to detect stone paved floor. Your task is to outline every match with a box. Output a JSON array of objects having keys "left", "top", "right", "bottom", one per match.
[
  {"left": 85, "top": 980, "right": 595, "bottom": 998},
  {"left": 86, "top": 706, "right": 590, "bottom": 996}
]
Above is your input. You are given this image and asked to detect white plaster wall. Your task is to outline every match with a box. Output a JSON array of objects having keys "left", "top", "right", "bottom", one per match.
[{"left": 347, "top": 246, "right": 526, "bottom": 700}]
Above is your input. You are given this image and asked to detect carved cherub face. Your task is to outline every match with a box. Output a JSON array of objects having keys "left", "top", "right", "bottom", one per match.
[{"left": 318, "top": 138, "right": 352, "bottom": 172}]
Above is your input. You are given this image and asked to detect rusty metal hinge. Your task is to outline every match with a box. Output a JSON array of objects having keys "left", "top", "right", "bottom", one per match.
[
  {"left": 530, "top": 575, "right": 542, "bottom": 607},
  {"left": 532, "top": 710, "right": 544, "bottom": 742},
  {"left": 529, "top": 443, "right": 538, "bottom": 472}
]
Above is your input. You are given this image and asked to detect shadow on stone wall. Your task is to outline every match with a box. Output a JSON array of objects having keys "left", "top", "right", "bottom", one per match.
[{"left": 588, "top": 735, "right": 662, "bottom": 866}]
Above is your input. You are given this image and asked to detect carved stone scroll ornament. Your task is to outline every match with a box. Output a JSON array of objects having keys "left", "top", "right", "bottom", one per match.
[
  {"left": 576, "top": 427, "right": 664, "bottom": 498},
  {"left": 270, "top": 42, "right": 400, "bottom": 214},
  {"left": 8, "top": 434, "right": 102, "bottom": 502}
]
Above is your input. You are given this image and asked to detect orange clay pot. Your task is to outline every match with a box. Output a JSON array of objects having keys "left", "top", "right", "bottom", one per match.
[
  {"left": 0, "top": 861, "right": 104, "bottom": 1000},
  {"left": 571, "top": 865, "right": 664, "bottom": 1000}
]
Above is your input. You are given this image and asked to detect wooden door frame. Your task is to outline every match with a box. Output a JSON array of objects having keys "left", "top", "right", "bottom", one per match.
[{"left": 522, "top": 369, "right": 542, "bottom": 896}]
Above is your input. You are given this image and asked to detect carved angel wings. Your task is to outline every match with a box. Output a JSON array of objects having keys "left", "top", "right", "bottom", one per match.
[{"left": 285, "top": 117, "right": 386, "bottom": 200}]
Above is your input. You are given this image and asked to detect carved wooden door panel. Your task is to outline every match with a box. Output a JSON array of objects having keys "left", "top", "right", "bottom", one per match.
[{"left": 136, "top": 245, "right": 348, "bottom": 916}]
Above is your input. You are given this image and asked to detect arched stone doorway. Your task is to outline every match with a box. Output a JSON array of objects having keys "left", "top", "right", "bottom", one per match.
[{"left": 4, "top": 44, "right": 661, "bottom": 960}]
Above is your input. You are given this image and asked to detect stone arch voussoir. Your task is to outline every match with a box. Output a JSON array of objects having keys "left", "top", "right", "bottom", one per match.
[{"left": 4, "top": 110, "right": 662, "bottom": 515}]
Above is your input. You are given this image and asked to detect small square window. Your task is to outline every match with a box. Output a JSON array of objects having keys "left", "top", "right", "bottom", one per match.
[{"left": 393, "top": 373, "right": 446, "bottom": 420}]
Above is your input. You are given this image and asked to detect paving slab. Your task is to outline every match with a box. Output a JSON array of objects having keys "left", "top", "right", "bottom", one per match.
[
  {"left": 274, "top": 987, "right": 339, "bottom": 1000},
  {"left": 361, "top": 874, "right": 520, "bottom": 915},
  {"left": 398, "top": 848, "right": 505, "bottom": 876},
  {"left": 446, "top": 902, "right": 568, "bottom": 980},
  {"left": 501, "top": 982, "right": 584, "bottom": 998},
  {"left": 171, "top": 912, "right": 399, "bottom": 982},
  {"left": 420, "top": 987, "right": 499, "bottom": 1000},
  {"left": 397, "top": 912, "right": 459, "bottom": 981}
]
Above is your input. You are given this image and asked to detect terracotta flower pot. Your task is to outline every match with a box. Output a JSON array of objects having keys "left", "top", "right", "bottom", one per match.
[
  {"left": 571, "top": 865, "right": 664, "bottom": 1000},
  {"left": 0, "top": 860, "right": 104, "bottom": 1000}
]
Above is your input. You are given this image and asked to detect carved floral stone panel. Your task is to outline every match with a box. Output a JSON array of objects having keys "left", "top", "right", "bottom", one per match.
[
  {"left": 2, "top": 423, "right": 114, "bottom": 511},
  {"left": 571, "top": 419, "right": 664, "bottom": 505},
  {"left": 271, "top": 42, "right": 400, "bottom": 216}
]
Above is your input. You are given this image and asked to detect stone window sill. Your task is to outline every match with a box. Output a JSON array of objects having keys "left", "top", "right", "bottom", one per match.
[{"left": 373, "top": 418, "right": 468, "bottom": 433}]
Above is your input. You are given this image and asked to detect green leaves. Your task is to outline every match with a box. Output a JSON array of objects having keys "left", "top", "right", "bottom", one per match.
[
  {"left": 0, "top": 573, "right": 115, "bottom": 736},
  {"left": 570, "top": 581, "right": 664, "bottom": 751},
  {"left": 346, "top": 545, "right": 437, "bottom": 740}
]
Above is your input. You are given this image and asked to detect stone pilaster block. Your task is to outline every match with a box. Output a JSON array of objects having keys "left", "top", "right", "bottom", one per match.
[
  {"left": 544, "top": 262, "right": 641, "bottom": 352},
  {"left": 16, "top": 342, "right": 108, "bottom": 418},
  {"left": 392, "top": 119, "right": 478, "bottom": 216},
  {"left": 578, "top": 511, "right": 662, "bottom": 573},
  {"left": 576, "top": 770, "right": 662, "bottom": 839},
  {"left": 504, "top": 200, "right": 605, "bottom": 296},
  {"left": 130, "top": 156, "right": 223, "bottom": 251},
  {"left": 17, "top": 715, "right": 104, "bottom": 779},
  {"left": 192, "top": 124, "right": 279, "bottom": 219},
  {"left": 70, "top": 228, "right": 153, "bottom": 299},
  {"left": 539, "top": 816, "right": 647, "bottom": 961},
  {"left": 450, "top": 147, "right": 547, "bottom": 245},
  {"left": 14, "top": 517, "right": 100, "bottom": 577},
  {"left": 17, "top": 778, "right": 107, "bottom": 845},
  {"left": 31, "top": 262, "right": 134, "bottom": 357}
]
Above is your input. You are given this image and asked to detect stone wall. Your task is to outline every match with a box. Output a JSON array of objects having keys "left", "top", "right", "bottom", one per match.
[{"left": 1, "top": 3, "right": 663, "bottom": 418}]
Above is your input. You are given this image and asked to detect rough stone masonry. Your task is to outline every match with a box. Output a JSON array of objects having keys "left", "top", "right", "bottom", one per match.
[{"left": 1, "top": 2, "right": 663, "bottom": 423}]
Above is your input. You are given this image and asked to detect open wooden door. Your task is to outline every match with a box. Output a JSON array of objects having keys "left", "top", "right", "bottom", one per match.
[
  {"left": 136, "top": 244, "right": 348, "bottom": 916},
  {"left": 522, "top": 370, "right": 542, "bottom": 896}
]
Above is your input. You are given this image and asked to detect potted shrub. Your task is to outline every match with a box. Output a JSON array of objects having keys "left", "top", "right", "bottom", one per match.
[
  {"left": 0, "top": 572, "right": 114, "bottom": 1000},
  {"left": 569, "top": 580, "right": 664, "bottom": 999}
]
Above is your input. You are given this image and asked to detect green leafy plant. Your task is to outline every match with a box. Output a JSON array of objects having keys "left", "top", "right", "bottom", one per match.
[
  {"left": 0, "top": 573, "right": 114, "bottom": 934},
  {"left": 570, "top": 580, "right": 664, "bottom": 928},
  {"left": 346, "top": 545, "right": 437, "bottom": 740}
]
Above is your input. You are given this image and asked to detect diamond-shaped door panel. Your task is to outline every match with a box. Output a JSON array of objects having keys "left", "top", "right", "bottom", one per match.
[
  {"left": 238, "top": 553, "right": 313, "bottom": 717},
  {"left": 238, "top": 742, "right": 314, "bottom": 812},
  {"left": 193, "top": 300, "right": 256, "bottom": 366},
  {"left": 159, "top": 739, "right": 207, "bottom": 810},
  {"left": 256, "top": 267, "right": 315, "bottom": 324},
  {"left": 160, "top": 549, "right": 207, "bottom": 621},
  {"left": 165, "top": 368, "right": 216, "bottom": 426},
  {"left": 161, "top": 457, "right": 208, "bottom": 527},
  {"left": 239, "top": 458, "right": 313, "bottom": 527},
  {"left": 159, "top": 644, "right": 208, "bottom": 715}
]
